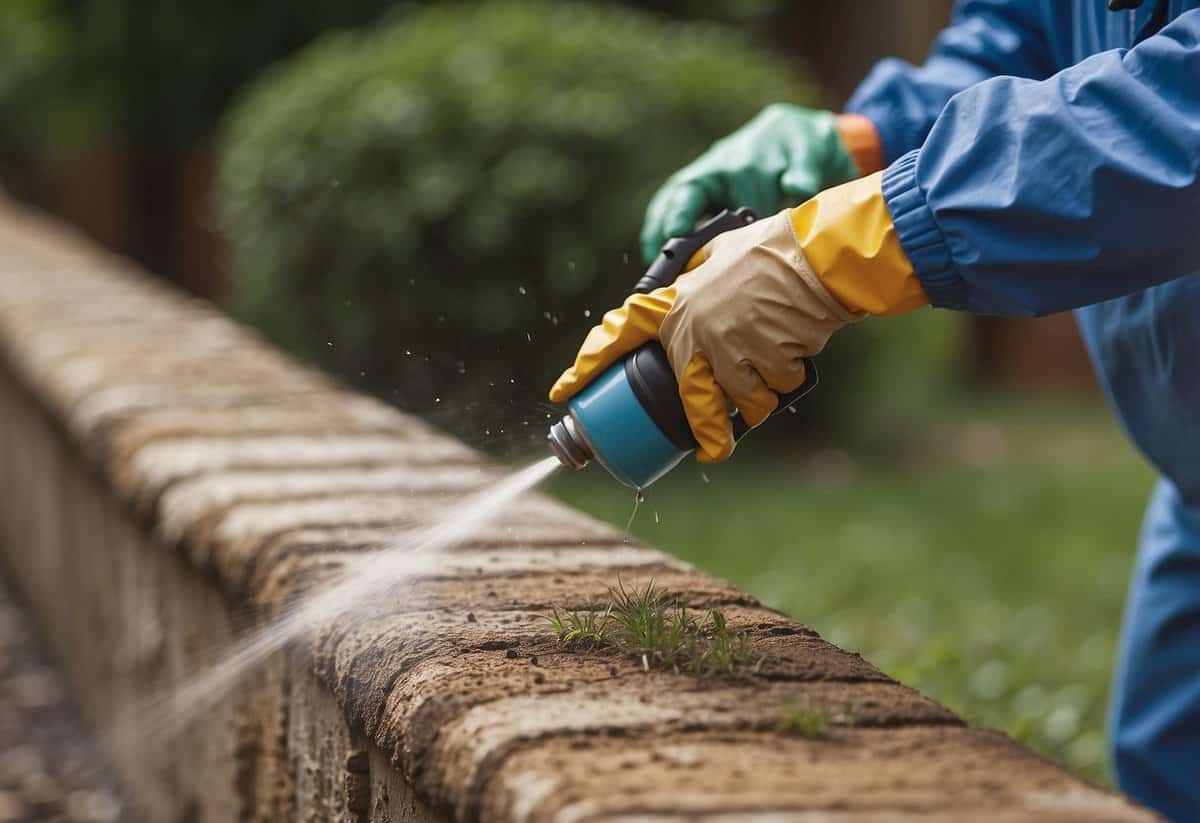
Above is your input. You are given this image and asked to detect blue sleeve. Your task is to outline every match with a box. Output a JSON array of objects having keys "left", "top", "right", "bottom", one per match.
[
  {"left": 883, "top": 10, "right": 1200, "bottom": 317},
  {"left": 846, "top": 0, "right": 1058, "bottom": 164}
]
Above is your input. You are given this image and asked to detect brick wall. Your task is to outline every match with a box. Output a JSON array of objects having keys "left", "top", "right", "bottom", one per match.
[{"left": 0, "top": 196, "right": 1153, "bottom": 821}]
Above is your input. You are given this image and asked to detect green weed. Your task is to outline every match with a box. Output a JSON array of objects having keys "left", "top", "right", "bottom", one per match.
[
  {"left": 543, "top": 605, "right": 612, "bottom": 646},
  {"left": 778, "top": 704, "right": 832, "bottom": 738},
  {"left": 544, "top": 578, "right": 758, "bottom": 676}
]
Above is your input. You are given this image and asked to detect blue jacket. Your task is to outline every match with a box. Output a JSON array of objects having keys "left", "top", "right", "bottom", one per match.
[{"left": 848, "top": 0, "right": 1200, "bottom": 502}]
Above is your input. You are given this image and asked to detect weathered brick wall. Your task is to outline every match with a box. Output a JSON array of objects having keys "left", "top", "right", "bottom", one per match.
[{"left": 0, "top": 195, "right": 1155, "bottom": 821}]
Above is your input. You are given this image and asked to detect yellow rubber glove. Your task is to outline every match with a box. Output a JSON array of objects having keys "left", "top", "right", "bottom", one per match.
[
  {"left": 550, "top": 210, "right": 858, "bottom": 462},
  {"left": 791, "top": 171, "right": 928, "bottom": 316},
  {"left": 550, "top": 171, "right": 927, "bottom": 463}
]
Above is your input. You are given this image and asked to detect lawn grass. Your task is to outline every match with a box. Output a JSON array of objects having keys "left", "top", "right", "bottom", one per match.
[{"left": 544, "top": 394, "right": 1154, "bottom": 784}]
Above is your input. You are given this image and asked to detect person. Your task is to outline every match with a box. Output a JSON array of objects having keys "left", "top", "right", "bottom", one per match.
[{"left": 549, "top": 1, "right": 1200, "bottom": 818}]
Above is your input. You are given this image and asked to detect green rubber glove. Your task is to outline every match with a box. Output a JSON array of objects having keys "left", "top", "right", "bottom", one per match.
[{"left": 640, "top": 105, "right": 860, "bottom": 264}]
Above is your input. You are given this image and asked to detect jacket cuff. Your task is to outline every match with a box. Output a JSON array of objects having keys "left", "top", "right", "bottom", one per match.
[{"left": 881, "top": 150, "right": 966, "bottom": 310}]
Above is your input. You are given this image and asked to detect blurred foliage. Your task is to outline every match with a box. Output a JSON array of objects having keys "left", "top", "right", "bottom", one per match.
[
  {"left": 0, "top": 0, "right": 76, "bottom": 192},
  {"left": 219, "top": 0, "right": 965, "bottom": 447},
  {"left": 2, "top": 0, "right": 790, "bottom": 154},
  {"left": 550, "top": 396, "right": 1154, "bottom": 784},
  {"left": 0, "top": 0, "right": 966, "bottom": 448},
  {"left": 826, "top": 308, "right": 967, "bottom": 452},
  {"left": 50, "top": 0, "right": 404, "bottom": 147},
  {"left": 627, "top": 0, "right": 793, "bottom": 35},
  {"left": 218, "top": 0, "right": 827, "bottom": 443}
]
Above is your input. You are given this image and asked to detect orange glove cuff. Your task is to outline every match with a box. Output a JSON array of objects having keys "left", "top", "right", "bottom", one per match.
[{"left": 835, "top": 114, "right": 885, "bottom": 176}]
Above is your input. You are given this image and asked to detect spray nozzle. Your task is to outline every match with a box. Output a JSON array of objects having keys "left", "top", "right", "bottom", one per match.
[{"left": 547, "top": 414, "right": 593, "bottom": 469}]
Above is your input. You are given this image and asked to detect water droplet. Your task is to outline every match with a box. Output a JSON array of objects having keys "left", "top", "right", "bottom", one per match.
[
  {"left": 326, "top": 341, "right": 334, "bottom": 347},
  {"left": 700, "top": 472, "right": 710, "bottom": 484},
  {"left": 405, "top": 349, "right": 412, "bottom": 356},
  {"left": 525, "top": 332, "right": 532, "bottom": 342},
  {"left": 653, "top": 509, "right": 660, "bottom": 524},
  {"left": 543, "top": 311, "right": 551, "bottom": 320},
  {"left": 583, "top": 309, "right": 591, "bottom": 318},
  {"left": 509, "top": 378, "right": 515, "bottom": 384},
  {"left": 622, "top": 253, "right": 629, "bottom": 265},
  {"left": 517, "top": 286, "right": 527, "bottom": 295},
  {"left": 788, "top": 405, "right": 798, "bottom": 414},
  {"left": 568, "top": 261, "right": 576, "bottom": 270},
  {"left": 624, "top": 491, "right": 644, "bottom": 534},
  {"left": 435, "top": 397, "right": 441, "bottom": 403}
]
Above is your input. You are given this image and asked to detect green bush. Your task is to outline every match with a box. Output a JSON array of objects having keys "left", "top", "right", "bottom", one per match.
[
  {"left": 219, "top": 1, "right": 822, "bottom": 444},
  {"left": 219, "top": 0, "right": 964, "bottom": 450}
]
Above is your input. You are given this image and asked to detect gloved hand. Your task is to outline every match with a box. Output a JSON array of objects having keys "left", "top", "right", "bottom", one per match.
[
  {"left": 639, "top": 105, "right": 881, "bottom": 264},
  {"left": 553, "top": 171, "right": 926, "bottom": 463}
]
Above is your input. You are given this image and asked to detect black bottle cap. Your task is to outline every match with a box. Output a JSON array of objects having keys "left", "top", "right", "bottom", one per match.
[{"left": 624, "top": 343, "right": 696, "bottom": 451}]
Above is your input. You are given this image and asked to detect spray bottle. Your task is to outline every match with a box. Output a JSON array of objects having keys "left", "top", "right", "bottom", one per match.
[{"left": 547, "top": 208, "right": 818, "bottom": 488}]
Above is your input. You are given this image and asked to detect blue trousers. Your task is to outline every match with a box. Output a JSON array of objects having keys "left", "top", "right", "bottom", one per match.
[{"left": 1110, "top": 478, "right": 1200, "bottom": 821}]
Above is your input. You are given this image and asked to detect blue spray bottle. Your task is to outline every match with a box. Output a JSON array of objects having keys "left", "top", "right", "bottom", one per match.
[{"left": 547, "top": 208, "right": 818, "bottom": 488}]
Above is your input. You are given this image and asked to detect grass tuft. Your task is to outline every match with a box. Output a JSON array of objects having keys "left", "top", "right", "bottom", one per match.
[
  {"left": 543, "top": 605, "right": 612, "bottom": 646},
  {"left": 543, "top": 578, "right": 758, "bottom": 677},
  {"left": 777, "top": 704, "right": 832, "bottom": 738}
]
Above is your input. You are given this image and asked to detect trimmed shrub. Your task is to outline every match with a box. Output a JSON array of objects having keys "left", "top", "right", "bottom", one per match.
[
  {"left": 219, "top": 1, "right": 823, "bottom": 445},
  {"left": 220, "top": 0, "right": 963, "bottom": 450}
]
